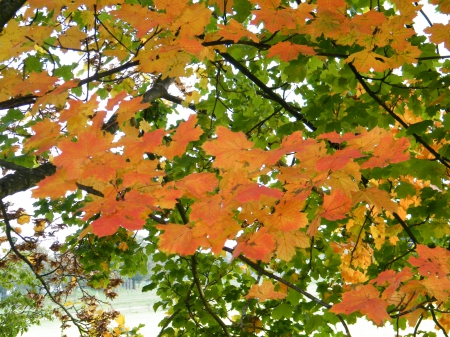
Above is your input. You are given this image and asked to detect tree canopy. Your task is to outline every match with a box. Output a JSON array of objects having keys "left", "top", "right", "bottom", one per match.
[{"left": 0, "top": 0, "right": 450, "bottom": 336}]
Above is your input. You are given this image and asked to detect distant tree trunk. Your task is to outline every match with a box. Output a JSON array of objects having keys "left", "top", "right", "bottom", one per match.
[{"left": 132, "top": 277, "right": 136, "bottom": 290}]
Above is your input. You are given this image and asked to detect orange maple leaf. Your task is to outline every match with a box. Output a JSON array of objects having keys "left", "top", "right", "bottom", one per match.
[
  {"left": 32, "top": 169, "right": 77, "bottom": 199},
  {"left": 320, "top": 189, "right": 352, "bottom": 220},
  {"left": 346, "top": 50, "right": 392, "bottom": 73},
  {"left": 235, "top": 184, "right": 283, "bottom": 203},
  {"left": 234, "top": 228, "right": 275, "bottom": 262},
  {"left": 315, "top": 147, "right": 365, "bottom": 172},
  {"left": 245, "top": 280, "right": 287, "bottom": 301},
  {"left": 352, "top": 187, "right": 398, "bottom": 214},
  {"left": 371, "top": 267, "right": 414, "bottom": 300},
  {"left": 361, "top": 134, "right": 410, "bottom": 169},
  {"left": 425, "top": 23, "right": 450, "bottom": 51},
  {"left": 190, "top": 194, "right": 223, "bottom": 225},
  {"left": 330, "top": 284, "right": 390, "bottom": 326},
  {"left": 24, "top": 118, "right": 61, "bottom": 154},
  {"left": 54, "top": 131, "right": 110, "bottom": 180},
  {"left": 266, "top": 41, "right": 315, "bottom": 61},
  {"left": 157, "top": 115, "right": 203, "bottom": 160},
  {"left": 176, "top": 172, "right": 219, "bottom": 199},
  {"left": 202, "top": 126, "right": 256, "bottom": 170},
  {"left": 408, "top": 244, "right": 450, "bottom": 279},
  {"left": 265, "top": 199, "right": 308, "bottom": 232},
  {"left": 156, "top": 224, "right": 210, "bottom": 255},
  {"left": 275, "top": 230, "right": 310, "bottom": 261},
  {"left": 218, "top": 19, "right": 259, "bottom": 42}
]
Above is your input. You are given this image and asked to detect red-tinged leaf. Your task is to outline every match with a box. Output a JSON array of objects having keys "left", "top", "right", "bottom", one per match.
[
  {"left": 251, "top": 8, "right": 297, "bottom": 32},
  {"left": 116, "top": 97, "right": 150, "bottom": 125},
  {"left": 156, "top": 224, "right": 210, "bottom": 255},
  {"left": 190, "top": 194, "right": 223, "bottom": 225},
  {"left": 306, "top": 216, "right": 321, "bottom": 237},
  {"left": 361, "top": 135, "right": 410, "bottom": 169},
  {"left": 92, "top": 204, "right": 147, "bottom": 237},
  {"left": 176, "top": 172, "right": 219, "bottom": 199},
  {"left": 352, "top": 187, "right": 398, "bottom": 214},
  {"left": 424, "top": 23, "right": 450, "bottom": 50},
  {"left": 202, "top": 126, "right": 255, "bottom": 170},
  {"left": 408, "top": 244, "right": 450, "bottom": 279},
  {"left": 330, "top": 284, "right": 390, "bottom": 326},
  {"left": 235, "top": 184, "right": 283, "bottom": 203},
  {"left": 120, "top": 128, "right": 166, "bottom": 163},
  {"left": 320, "top": 189, "right": 352, "bottom": 220},
  {"left": 345, "top": 127, "right": 388, "bottom": 152},
  {"left": 156, "top": 183, "right": 184, "bottom": 209},
  {"left": 315, "top": 147, "right": 365, "bottom": 172},
  {"left": 326, "top": 171, "right": 359, "bottom": 197},
  {"left": 32, "top": 169, "right": 77, "bottom": 199},
  {"left": 346, "top": 49, "right": 392, "bottom": 73},
  {"left": 24, "top": 118, "right": 61, "bottom": 154},
  {"left": 158, "top": 115, "right": 203, "bottom": 160},
  {"left": 245, "top": 280, "right": 287, "bottom": 301},
  {"left": 106, "top": 91, "right": 128, "bottom": 110},
  {"left": 54, "top": 132, "right": 111, "bottom": 180},
  {"left": 195, "top": 219, "right": 241, "bottom": 254},
  {"left": 422, "top": 277, "right": 450, "bottom": 302},
  {"left": 234, "top": 228, "right": 275, "bottom": 262},
  {"left": 317, "top": 131, "right": 345, "bottom": 143},
  {"left": 349, "top": 10, "right": 386, "bottom": 35},
  {"left": 267, "top": 41, "right": 315, "bottom": 62},
  {"left": 265, "top": 199, "right": 308, "bottom": 232},
  {"left": 275, "top": 230, "right": 310, "bottom": 261},
  {"left": 122, "top": 159, "right": 164, "bottom": 188},
  {"left": 371, "top": 267, "right": 414, "bottom": 300}
]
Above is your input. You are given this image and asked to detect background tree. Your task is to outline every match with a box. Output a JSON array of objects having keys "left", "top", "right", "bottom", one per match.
[{"left": 0, "top": 0, "right": 450, "bottom": 336}]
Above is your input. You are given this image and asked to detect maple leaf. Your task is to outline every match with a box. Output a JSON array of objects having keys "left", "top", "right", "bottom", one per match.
[
  {"left": 32, "top": 169, "right": 77, "bottom": 199},
  {"left": 176, "top": 172, "right": 219, "bottom": 199},
  {"left": 315, "top": 147, "right": 365, "bottom": 172},
  {"left": 157, "top": 115, "right": 203, "bottom": 160},
  {"left": 330, "top": 284, "right": 391, "bottom": 326},
  {"left": 202, "top": 126, "right": 256, "bottom": 170},
  {"left": 408, "top": 244, "right": 450, "bottom": 279},
  {"left": 266, "top": 41, "right": 315, "bottom": 62},
  {"left": 234, "top": 228, "right": 275, "bottom": 262},
  {"left": 190, "top": 194, "right": 223, "bottom": 225},
  {"left": 326, "top": 171, "right": 359, "bottom": 197},
  {"left": 361, "top": 135, "right": 410, "bottom": 169},
  {"left": 346, "top": 50, "right": 392, "bottom": 73},
  {"left": 265, "top": 199, "right": 308, "bottom": 232},
  {"left": 245, "top": 280, "right": 287, "bottom": 301},
  {"left": 371, "top": 267, "right": 414, "bottom": 300},
  {"left": 425, "top": 23, "right": 450, "bottom": 51},
  {"left": 54, "top": 131, "right": 110, "bottom": 180},
  {"left": 275, "top": 230, "right": 310, "bottom": 261},
  {"left": 320, "top": 189, "right": 352, "bottom": 220},
  {"left": 24, "top": 118, "right": 61, "bottom": 154},
  {"left": 156, "top": 224, "right": 210, "bottom": 255},
  {"left": 352, "top": 187, "right": 398, "bottom": 214},
  {"left": 235, "top": 184, "right": 283, "bottom": 203}
]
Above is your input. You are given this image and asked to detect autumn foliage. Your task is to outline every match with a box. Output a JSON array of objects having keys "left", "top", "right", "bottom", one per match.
[{"left": 0, "top": 0, "right": 450, "bottom": 336}]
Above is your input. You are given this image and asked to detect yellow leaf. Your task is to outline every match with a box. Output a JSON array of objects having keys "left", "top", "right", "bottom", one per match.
[
  {"left": 17, "top": 214, "right": 30, "bottom": 225},
  {"left": 115, "top": 314, "right": 125, "bottom": 326},
  {"left": 118, "top": 242, "right": 129, "bottom": 251},
  {"left": 64, "top": 301, "right": 74, "bottom": 307}
]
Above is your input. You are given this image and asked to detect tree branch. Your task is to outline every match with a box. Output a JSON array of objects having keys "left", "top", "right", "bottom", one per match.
[
  {"left": 218, "top": 52, "right": 316, "bottom": 131},
  {"left": 0, "top": 0, "right": 26, "bottom": 32},
  {"left": 191, "top": 255, "right": 231, "bottom": 337},
  {"left": 0, "top": 160, "right": 56, "bottom": 199},
  {"left": 348, "top": 63, "right": 450, "bottom": 169},
  {"left": 222, "top": 246, "right": 352, "bottom": 337}
]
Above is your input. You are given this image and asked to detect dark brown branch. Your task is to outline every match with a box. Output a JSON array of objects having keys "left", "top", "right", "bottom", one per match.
[
  {"left": 0, "top": 160, "right": 56, "bottom": 198},
  {"left": 218, "top": 52, "right": 317, "bottom": 131},
  {"left": 0, "top": 199, "right": 89, "bottom": 336},
  {"left": 222, "top": 246, "right": 352, "bottom": 337},
  {"left": 0, "top": 0, "right": 26, "bottom": 32},
  {"left": 191, "top": 255, "right": 231, "bottom": 337},
  {"left": 348, "top": 63, "right": 450, "bottom": 169},
  {"left": 392, "top": 212, "right": 419, "bottom": 245}
]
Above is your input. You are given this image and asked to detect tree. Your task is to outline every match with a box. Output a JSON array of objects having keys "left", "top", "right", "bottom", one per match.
[{"left": 0, "top": 0, "right": 449, "bottom": 336}]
